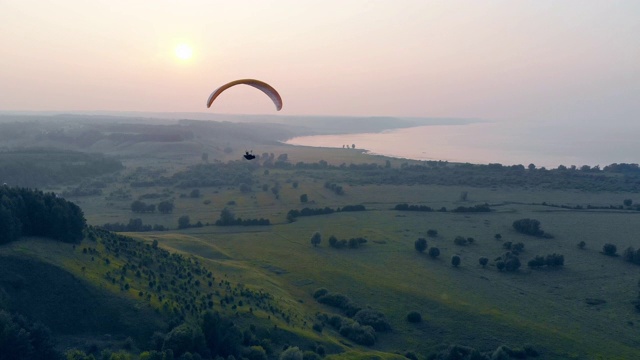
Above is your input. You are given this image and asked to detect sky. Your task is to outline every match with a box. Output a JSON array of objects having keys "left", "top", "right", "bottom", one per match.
[{"left": 1, "top": 0, "right": 638, "bottom": 123}]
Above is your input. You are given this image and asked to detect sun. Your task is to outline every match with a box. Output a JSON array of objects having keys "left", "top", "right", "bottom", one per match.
[{"left": 174, "top": 44, "right": 193, "bottom": 60}]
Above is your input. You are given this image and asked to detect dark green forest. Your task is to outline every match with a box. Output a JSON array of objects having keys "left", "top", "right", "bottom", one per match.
[{"left": 0, "top": 186, "right": 85, "bottom": 243}]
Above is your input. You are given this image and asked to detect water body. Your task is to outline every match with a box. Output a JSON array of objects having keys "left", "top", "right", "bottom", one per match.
[{"left": 286, "top": 121, "right": 639, "bottom": 168}]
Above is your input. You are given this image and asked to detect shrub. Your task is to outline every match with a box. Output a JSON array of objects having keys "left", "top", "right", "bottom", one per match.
[
  {"left": 603, "top": 243, "right": 617, "bottom": 256},
  {"left": 406, "top": 311, "right": 422, "bottom": 323},
  {"left": 353, "top": 309, "right": 391, "bottom": 332},
  {"left": 528, "top": 255, "right": 545, "bottom": 268},
  {"left": 577, "top": 241, "right": 586, "bottom": 249},
  {"left": 428, "top": 247, "right": 440, "bottom": 258},
  {"left": 310, "top": 232, "right": 322, "bottom": 247},
  {"left": 338, "top": 320, "right": 376, "bottom": 346},
  {"left": 414, "top": 238, "right": 427, "bottom": 253},
  {"left": 317, "top": 293, "right": 352, "bottom": 309},
  {"left": 454, "top": 236, "right": 468, "bottom": 246},
  {"left": 427, "top": 229, "right": 438, "bottom": 237},
  {"left": 313, "top": 288, "right": 328, "bottom": 299},
  {"left": 504, "top": 256, "right": 521, "bottom": 272},
  {"left": 279, "top": 346, "right": 303, "bottom": 360},
  {"left": 451, "top": 255, "right": 461, "bottom": 267},
  {"left": 512, "top": 218, "right": 548, "bottom": 237},
  {"left": 479, "top": 257, "right": 488, "bottom": 267},
  {"left": 545, "top": 253, "right": 565, "bottom": 267}
]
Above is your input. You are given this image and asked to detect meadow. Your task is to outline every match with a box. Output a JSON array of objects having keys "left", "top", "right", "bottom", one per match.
[
  {"left": 69, "top": 144, "right": 640, "bottom": 359},
  {"left": 2, "top": 116, "right": 640, "bottom": 359}
]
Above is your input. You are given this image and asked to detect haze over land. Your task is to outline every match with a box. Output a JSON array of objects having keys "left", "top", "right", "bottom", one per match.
[{"left": 1, "top": 1, "right": 640, "bottom": 360}]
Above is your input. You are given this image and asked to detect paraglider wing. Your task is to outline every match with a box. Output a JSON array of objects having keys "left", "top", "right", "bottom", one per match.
[{"left": 207, "top": 79, "right": 283, "bottom": 111}]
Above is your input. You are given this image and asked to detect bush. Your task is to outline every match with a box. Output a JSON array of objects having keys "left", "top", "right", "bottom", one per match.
[
  {"left": 313, "top": 288, "right": 328, "bottom": 299},
  {"left": 428, "top": 247, "right": 440, "bottom": 258},
  {"left": 406, "top": 311, "right": 422, "bottom": 323},
  {"left": 528, "top": 255, "right": 545, "bottom": 268},
  {"left": 512, "top": 218, "right": 549, "bottom": 237},
  {"left": 451, "top": 255, "right": 461, "bottom": 267},
  {"left": 353, "top": 309, "right": 391, "bottom": 332},
  {"left": 338, "top": 320, "right": 376, "bottom": 346},
  {"left": 577, "top": 241, "right": 586, "bottom": 249},
  {"left": 427, "top": 229, "right": 438, "bottom": 237},
  {"left": 479, "top": 257, "right": 488, "bottom": 267},
  {"left": 414, "top": 238, "right": 427, "bottom": 253},
  {"left": 603, "top": 243, "right": 618, "bottom": 256},
  {"left": 279, "top": 346, "right": 303, "bottom": 360},
  {"left": 454, "top": 236, "right": 468, "bottom": 246}
]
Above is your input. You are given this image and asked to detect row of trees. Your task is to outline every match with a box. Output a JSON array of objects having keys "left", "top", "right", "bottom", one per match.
[
  {"left": 324, "top": 181, "right": 345, "bottom": 195},
  {"left": 310, "top": 232, "right": 368, "bottom": 249},
  {"left": 215, "top": 208, "right": 270, "bottom": 226},
  {"left": 394, "top": 203, "right": 491, "bottom": 213},
  {"left": 287, "top": 204, "right": 366, "bottom": 222},
  {"left": 130, "top": 200, "right": 174, "bottom": 214},
  {"left": 0, "top": 186, "right": 85, "bottom": 243},
  {"left": 528, "top": 253, "right": 565, "bottom": 268},
  {"left": 101, "top": 218, "right": 168, "bottom": 232}
]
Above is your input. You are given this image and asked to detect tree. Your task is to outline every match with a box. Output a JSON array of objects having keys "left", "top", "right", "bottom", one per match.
[
  {"left": 218, "top": 208, "right": 235, "bottom": 226},
  {"left": 624, "top": 199, "right": 633, "bottom": 207},
  {"left": 310, "top": 232, "right": 322, "bottom": 247},
  {"left": 414, "top": 238, "right": 427, "bottom": 253},
  {"left": 201, "top": 152, "right": 209, "bottom": 162},
  {"left": 577, "top": 241, "right": 586, "bottom": 249},
  {"left": 451, "top": 255, "right": 461, "bottom": 267},
  {"left": 454, "top": 236, "right": 468, "bottom": 246},
  {"left": 512, "top": 218, "right": 547, "bottom": 237},
  {"left": 300, "top": 194, "right": 308, "bottom": 203},
  {"left": 328, "top": 235, "right": 338, "bottom": 248},
  {"left": 494, "top": 233, "right": 502, "bottom": 240},
  {"left": 623, "top": 246, "right": 636, "bottom": 262},
  {"left": 428, "top": 247, "right": 440, "bottom": 258},
  {"left": 178, "top": 215, "right": 191, "bottom": 229},
  {"left": 351, "top": 144, "right": 355, "bottom": 149},
  {"left": 603, "top": 243, "right": 617, "bottom": 256},
  {"left": 157, "top": 201, "right": 174, "bottom": 214},
  {"left": 479, "top": 257, "right": 488, "bottom": 268},
  {"left": 406, "top": 311, "right": 422, "bottom": 323},
  {"left": 279, "top": 346, "right": 303, "bottom": 360}
]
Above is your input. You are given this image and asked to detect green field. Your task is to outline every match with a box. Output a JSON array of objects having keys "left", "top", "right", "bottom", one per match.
[
  {"left": 66, "top": 144, "right": 640, "bottom": 359},
  {"left": 2, "top": 117, "right": 640, "bottom": 359}
]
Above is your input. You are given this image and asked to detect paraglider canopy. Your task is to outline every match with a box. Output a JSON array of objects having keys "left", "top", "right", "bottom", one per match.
[{"left": 207, "top": 79, "right": 283, "bottom": 111}]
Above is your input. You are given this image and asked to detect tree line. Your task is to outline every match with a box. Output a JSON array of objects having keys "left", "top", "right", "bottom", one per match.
[
  {"left": 0, "top": 186, "right": 85, "bottom": 244},
  {"left": 394, "top": 203, "right": 491, "bottom": 213},
  {"left": 287, "top": 204, "right": 366, "bottom": 222}
]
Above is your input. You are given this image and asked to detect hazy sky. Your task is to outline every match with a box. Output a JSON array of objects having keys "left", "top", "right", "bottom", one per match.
[{"left": 1, "top": 1, "right": 638, "bottom": 122}]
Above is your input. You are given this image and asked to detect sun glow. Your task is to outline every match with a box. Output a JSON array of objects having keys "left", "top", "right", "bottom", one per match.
[{"left": 174, "top": 44, "right": 193, "bottom": 60}]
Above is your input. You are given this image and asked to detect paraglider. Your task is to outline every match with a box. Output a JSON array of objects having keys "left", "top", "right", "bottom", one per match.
[
  {"left": 206, "top": 79, "right": 282, "bottom": 111},
  {"left": 243, "top": 151, "right": 256, "bottom": 160}
]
